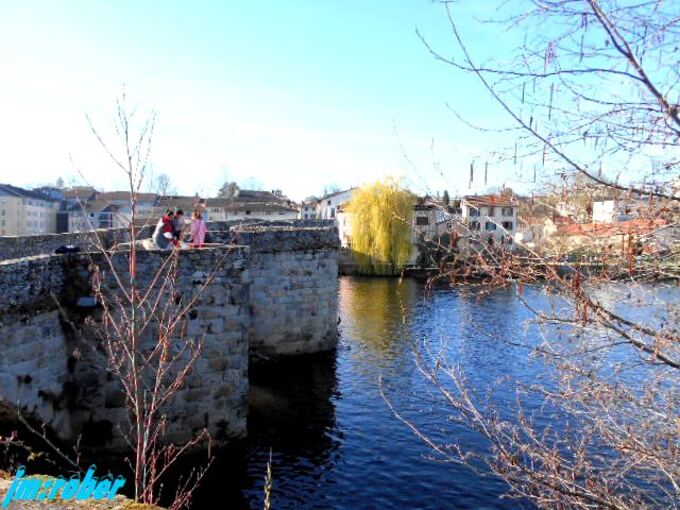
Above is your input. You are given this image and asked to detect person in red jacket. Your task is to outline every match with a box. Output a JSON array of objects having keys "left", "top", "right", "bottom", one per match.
[{"left": 152, "top": 209, "right": 175, "bottom": 250}]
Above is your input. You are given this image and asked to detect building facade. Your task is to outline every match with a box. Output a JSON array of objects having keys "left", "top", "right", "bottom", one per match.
[
  {"left": 0, "top": 184, "right": 60, "bottom": 236},
  {"left": 298, "top": 188, "right": 356, "bottom": 247},
  {"left": 591, "top": 198, "right": 650, "bottom": 223},
  {"left": 461, "top": 195, "right": 518, "bottom": 248}
]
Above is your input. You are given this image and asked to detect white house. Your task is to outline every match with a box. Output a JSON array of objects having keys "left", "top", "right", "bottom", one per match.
[
  {"left": 461, "top": 195, "right": 518, "bottom": 248},
  {"left": 336, "top": 204, "right": 353, "bottom": 247},
  {"left": 299, "top": 197, "right": 320, "bottom": 219},
  {"left": 317, "top": 188, "right": 355, "bottom": 221},
  {"left": 591, "top": 198, "right": 649, "bottom": 223},
  {"left": 300, "top": 188, "right": 356, "bottom": 247}
]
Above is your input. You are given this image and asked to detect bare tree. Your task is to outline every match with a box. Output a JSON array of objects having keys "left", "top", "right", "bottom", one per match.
[
  {"left": 80, "top": 93, "right": 215, "bottom": 508},
  {"left": 391, "top": 2, "right": 680, "bottom": 509},
  {"left": 153, "top": 172, "right": 176, "bottom": 197}
]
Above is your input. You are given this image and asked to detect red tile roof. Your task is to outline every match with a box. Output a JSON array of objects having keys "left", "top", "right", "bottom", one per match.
[
  {"left": 463, "top": 194, "right": 516, "bottom": 206},
  {"left": 558, "top": 219, "right": 667, "bottom": 237}
]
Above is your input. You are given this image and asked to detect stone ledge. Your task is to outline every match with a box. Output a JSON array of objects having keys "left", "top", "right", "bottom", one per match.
[{"left": 230, "top": 226, "right": 339, "bottom": 253}]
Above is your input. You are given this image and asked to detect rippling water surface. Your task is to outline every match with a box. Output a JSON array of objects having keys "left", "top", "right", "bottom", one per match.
[{"left": 188, "top": 276, "right": 559, "bottom": 509}]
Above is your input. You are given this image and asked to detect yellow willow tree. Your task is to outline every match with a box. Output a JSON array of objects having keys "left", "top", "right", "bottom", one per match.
[{"left": 346, "top": 179, "right": 413, "bottom": 275}]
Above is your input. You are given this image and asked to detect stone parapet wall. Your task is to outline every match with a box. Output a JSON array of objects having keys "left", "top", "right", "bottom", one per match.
[
  {"left": 0, "top": 309, "right": 74, "bottom": 438},
  {"left": 205, "top": 219, "right": 334, "bottom": 245},
  {"left": 0, "top": 229, "right": 131, "bottom": 261},
  {"left": 248, "top": 249, "right": 339, "bottom": 357},
  {"left": 234, "top": 225, "right": 340, "bottom": 357},
  {"left": 0, "top": 220, "right": 334, "bottom": 261},
  {"left": 0, "top": 255, "right": 67, "bottom": 321},
  {"left": 0, "top": 247, "right": 251, "bottom": 448},
  {"left": 69, "top": 247, "right": 251, "bottom": 448},
  {"left": 230, "top": 225, "right": 339, "bottom": 254}
]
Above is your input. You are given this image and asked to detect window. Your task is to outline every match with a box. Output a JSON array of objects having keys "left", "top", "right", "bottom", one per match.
[
  {"left": 468, "top": 207, "right": 480, "bottom": 217},
  {"left": 416, "top": 216, "right": 430, "bottom": 226},
  {"left": 245, "top": 210, "right": 251, "bottom": 215},
  {"left": 327, "top": 200, "right": 331, "bottom": 205},
  {"left": 502, "top": 221, "right": 513, "bottom": 230},
  {"left": 330, "top": 208, "right": 335, "bottom": 219},
  {"left": 469, "top": 221, "right": 480, "bottom": 231},
  {"left": 485, "top": 221, "right": 497, "bottom": 231},
  {"left": 488, "top": 206, "right": 495, "bottom": 216},
  {"left": 502, "top": 207, "right": 514, "bottom": 216}
]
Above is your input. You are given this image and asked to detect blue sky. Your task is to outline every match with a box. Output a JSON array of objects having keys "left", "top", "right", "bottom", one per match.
[{"left": 0, "top": 0, "right": 525, "bottom": 200}]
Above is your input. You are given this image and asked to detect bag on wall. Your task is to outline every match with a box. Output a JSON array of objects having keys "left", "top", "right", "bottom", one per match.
[{"left": 54, "top": 245, "right": 81, "bottom": 254}]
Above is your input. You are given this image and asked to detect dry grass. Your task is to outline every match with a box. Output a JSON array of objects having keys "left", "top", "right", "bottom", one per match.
[{"left": 0, "top": 476, "right": 165, "bottom": 510}]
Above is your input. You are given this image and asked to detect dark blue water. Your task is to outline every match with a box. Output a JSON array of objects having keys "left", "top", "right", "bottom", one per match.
[{"left": 187, "top": 276, "right": 566, "bottom": 509}]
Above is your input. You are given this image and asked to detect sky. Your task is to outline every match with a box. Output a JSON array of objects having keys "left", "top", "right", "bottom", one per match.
[{"left": 0, "top": 0, "right": 528, "bottom": 201}]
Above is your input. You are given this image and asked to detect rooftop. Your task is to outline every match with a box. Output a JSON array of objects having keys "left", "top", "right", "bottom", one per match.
[
  {"left": 0, "top": 183, "right": 60, "bottom": 202},
  {"left": 98, "top": 191, "right": 158, "bottom": 202},
  {"left": 61, "top": 187, "right": 98, "bottom": 200},
  {"left": 463, "top": 194, "right": 516, "bottom": 206}
]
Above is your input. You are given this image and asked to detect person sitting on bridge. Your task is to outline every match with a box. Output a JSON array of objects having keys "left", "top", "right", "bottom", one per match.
[
  {"left": 171, "top": 209, "right": 185, "bottom": 245},
  {"left": 152, "top": 209, "right": 175, "bottom": 250}
]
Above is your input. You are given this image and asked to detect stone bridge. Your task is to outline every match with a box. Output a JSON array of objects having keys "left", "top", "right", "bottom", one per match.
[{"left": 0, "top": 221, "right": 339, "bottom": 449}]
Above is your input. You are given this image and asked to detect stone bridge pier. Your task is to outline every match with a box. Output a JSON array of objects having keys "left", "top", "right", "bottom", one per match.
[{"left": 0, "top": 223, "right": 339, "bottom": 449}]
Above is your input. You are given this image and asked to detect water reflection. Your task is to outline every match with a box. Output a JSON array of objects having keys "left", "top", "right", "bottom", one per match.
[
  {"left": 187, "top": 352, "right": 340, "bottom": 510},
  {"left": 339, "top": 276, "right": 417, "bottom": 354},
  {"left": 189, "top": 277, "right": 539, "bottom": 509}
]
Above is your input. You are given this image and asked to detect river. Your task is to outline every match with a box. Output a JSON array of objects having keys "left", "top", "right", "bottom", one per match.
[{"left": 182, "top": 275, "right": 574, "bottom": 509}]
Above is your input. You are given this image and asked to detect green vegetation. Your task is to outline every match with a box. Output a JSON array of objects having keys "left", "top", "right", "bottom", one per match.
[
  {"left": 415, "top": 232, "right": 455, "bottom": 269},
  {"left": 346, "top": 179, "right": 413, "bottom": 275}
]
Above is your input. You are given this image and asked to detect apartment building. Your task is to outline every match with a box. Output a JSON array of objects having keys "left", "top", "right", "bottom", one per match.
[
  {"left": 461, "top": 194, "right": 518, "bottom": 247},
  {"left": 0, "top": 184, "right": 60, "bottom": 236}
]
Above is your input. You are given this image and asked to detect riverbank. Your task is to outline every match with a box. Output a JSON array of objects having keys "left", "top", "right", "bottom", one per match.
[{"left": 0, "top": 473, "right": 163, "bottom": 509}]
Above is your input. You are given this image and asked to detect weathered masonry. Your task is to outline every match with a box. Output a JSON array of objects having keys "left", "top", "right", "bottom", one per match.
[{"left": 0, "top": 222, "right": 339, "bottom": 449}]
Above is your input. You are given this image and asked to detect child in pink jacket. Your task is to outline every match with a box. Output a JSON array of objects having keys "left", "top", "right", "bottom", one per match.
[{"left": 190, "top": 208, "right": 207, "bottom": 248}]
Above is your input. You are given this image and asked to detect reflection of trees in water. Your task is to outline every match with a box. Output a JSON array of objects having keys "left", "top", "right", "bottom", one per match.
[
  {"left": 339, "top": 276, "right": 418, "bottom": 357},
  {"left": 245, "top": 353, "right": 340, "bottom": 506},
  {"left": 248, "top": 352, "right": 339, "bottom": 448},
  {"left": 183, "top": 353, "right": 340, "bottom": 510}
]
